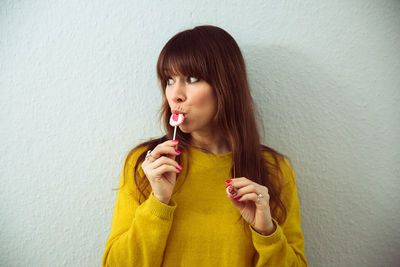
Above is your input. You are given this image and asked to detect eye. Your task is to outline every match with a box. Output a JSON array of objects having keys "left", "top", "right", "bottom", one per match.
[
  {"left": 166, "top": 77, "right": 174, "bottom": 85},
  {"left": 188, "top": 76, "right": 199, "bottom": 84}
]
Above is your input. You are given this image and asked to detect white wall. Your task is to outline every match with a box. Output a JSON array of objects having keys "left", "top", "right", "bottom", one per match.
[{"left": 1, "top": 0, "right": 399, "bottom": 266}]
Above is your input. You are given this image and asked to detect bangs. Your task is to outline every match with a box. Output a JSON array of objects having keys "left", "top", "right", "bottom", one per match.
[{"left": 157, "top": 32, "right": 210, "bottom": 84}]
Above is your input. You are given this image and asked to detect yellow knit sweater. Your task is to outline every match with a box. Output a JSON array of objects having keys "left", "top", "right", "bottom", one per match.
[{"left": 102, "top": 146, "right": 307, "bottom": 266}]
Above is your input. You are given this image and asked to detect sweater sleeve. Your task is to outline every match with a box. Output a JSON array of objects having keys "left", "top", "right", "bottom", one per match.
[
  {"left": 102, "top": 153, "right": 177, "bottom": 267},
  {"left": 251, "top": 157, "right": 308, "bottom": 267}
]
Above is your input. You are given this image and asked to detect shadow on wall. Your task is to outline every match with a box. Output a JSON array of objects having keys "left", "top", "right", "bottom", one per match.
[
  {"left": 243, "top": 45, "right": 336, "bottom": 265},
  {"left": 243, "top": 45, "right": 399, "bottom": 266}
]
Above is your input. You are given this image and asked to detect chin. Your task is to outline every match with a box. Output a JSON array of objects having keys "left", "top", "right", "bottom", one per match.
[{"left": 178, "top": 125, "right": 191, "bottom": 134}]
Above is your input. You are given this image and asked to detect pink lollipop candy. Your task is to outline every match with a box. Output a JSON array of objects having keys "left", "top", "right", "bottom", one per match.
[
  {"left": 169, "top": 113, "right": 185, "bottom": 127},
  {"left": 170, "top": 113, "right": 185, "bottom": 140}
]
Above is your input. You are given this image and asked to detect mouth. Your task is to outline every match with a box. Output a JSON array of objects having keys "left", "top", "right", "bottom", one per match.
[{"left": 171, "top": 110, "right": 186, "bottom": 115}]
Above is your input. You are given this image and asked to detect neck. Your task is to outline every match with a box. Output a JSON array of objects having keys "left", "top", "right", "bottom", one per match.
[{"left": 190, "top": 129, "right": 230, "bottom": 154}]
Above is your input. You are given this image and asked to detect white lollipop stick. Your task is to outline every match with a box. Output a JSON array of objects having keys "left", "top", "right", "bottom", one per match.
[
  {"left": 169, "top": 113, "right": 185, "bottom": 140},
  {"left": 173, "top": 126, "right": 178, "bottom": 140}
]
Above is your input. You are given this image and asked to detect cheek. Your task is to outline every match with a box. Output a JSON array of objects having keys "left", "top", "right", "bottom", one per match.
[
  {"left": 165, "top": 89, "right": 173, "bottom": 105},
  {"left": 191, "top": 90, "right": 216, "bottom": 110}
]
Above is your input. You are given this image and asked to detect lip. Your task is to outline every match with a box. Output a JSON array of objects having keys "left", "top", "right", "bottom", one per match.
[{"left": 171, "top": 110, "right": 186, "bottom": 115}]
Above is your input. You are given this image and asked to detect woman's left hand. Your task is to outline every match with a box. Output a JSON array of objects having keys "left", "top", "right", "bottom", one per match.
[{"left": 226, "top": 178, "right": 276, "bottom": 236}]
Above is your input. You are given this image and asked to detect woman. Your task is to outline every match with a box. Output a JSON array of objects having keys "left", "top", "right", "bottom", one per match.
[{"left": 102, "top": 25, "right": 307, "bottom": 266}]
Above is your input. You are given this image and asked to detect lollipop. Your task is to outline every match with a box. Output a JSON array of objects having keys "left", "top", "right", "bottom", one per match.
[
  {"left": 170, "top": 113, "right": 185, "bottom": 140},
  {"left": 226, "top": 184, "right": 238, "bottom": 197}
]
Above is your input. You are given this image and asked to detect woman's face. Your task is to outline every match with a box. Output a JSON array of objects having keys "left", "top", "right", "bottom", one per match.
[{"left": 165, "top": 75, "right": 217, "bottom": 135}]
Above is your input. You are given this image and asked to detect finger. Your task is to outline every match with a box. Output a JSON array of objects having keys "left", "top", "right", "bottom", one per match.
[
  {"left": 229, "top": 177, "right": 255, "bottom": 189},
  {"left": 145, "top": 147, "right": 178, "bottom": 164},
  {"left": 233, "top": 184, "right": 268, "bottom": 198},
  {"left": 144, "top": 152, "right": 157, "bottom": 163},
  {"left": 237, "top": 192, "right": 269, "bottom": 206},
  {"left": 141, "top": 157, "right": 151, "bottom": 168},
  {"left": 151, "top": 141, "right": 181, "bottom": 159},
  {"left": 153, "top": 164, "right": 182, "bottom": 176},
  {"left": 150, "top": 156, "right": 183, "bottom": 171},
  {"left": 236, "top": 192, "right": 259, "bottom": 202}
]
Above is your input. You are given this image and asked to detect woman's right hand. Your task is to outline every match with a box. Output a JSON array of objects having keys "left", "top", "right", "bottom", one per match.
[{"left": 141, "top": 140, "right": 182, "bottom": 204}]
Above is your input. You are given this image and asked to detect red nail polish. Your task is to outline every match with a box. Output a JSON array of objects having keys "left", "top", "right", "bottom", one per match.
[
  {"left": 172, "top": 140, "right": 179, "bottom": 143},
  {"left": 175, "top": 149, "right": 181, "bottom": 154},
  {"left": 178, "top": 165, "right": 183, "bottom": 169},
  {"left": 237, "top": 196, "right": 242, "bottom": 200},
  {"left": 225, "top": 179, "right": 232, "bottom": 184},
  {"left": 176, "top": 167, "right": 181, "bottom": 172}
]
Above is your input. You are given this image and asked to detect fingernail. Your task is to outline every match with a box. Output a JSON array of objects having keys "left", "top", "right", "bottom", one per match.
[
  {"left": 175, "top": 149, "right": 181, "bottom": 154},
  {"left": 176, "top": 167, "right": 181, "bottom": 172},
  {"left": 225, "top": 179, "right": 232, "bottom": 184},
  {"left": 172, "top": 140, "right": 179, "bottom": 143},
  {"left": 236, "top": 196, "right": 242, "bottom": 200},
  {"left": 178, "top": 165, "right": 183, "bottom": 169}
]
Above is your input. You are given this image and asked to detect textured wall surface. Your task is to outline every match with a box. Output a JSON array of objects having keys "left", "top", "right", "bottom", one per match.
[{"left": 1, "top": 0, "right": 399, "bottom": 266}]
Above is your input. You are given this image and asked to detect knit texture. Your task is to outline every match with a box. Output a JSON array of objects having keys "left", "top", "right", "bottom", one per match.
[{"left": 102, "top": 146, "right": 307, "bottom": 266}]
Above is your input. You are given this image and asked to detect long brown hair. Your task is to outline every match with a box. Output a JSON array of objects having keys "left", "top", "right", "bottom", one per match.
[{"left": 123, "top": 25, "right": 287, "bottom": 223}]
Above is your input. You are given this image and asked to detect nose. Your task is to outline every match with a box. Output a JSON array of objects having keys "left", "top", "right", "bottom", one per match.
[{"left": 169, "top": 80, "right": 186, "bottom": 103}]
